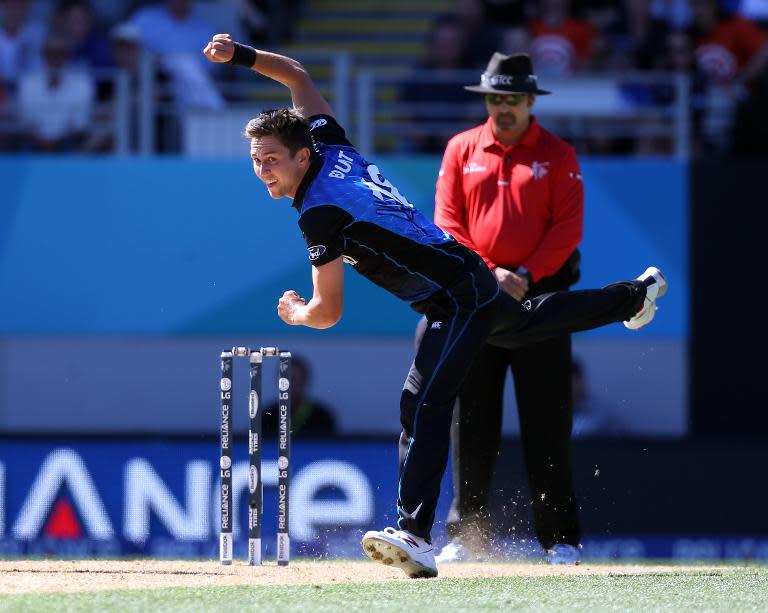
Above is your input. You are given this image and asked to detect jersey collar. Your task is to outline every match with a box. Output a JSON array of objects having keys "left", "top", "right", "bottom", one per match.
[
  {"left": 292, "top": 155, "right": 323, "bottom": 212},
  {"left": 481, "top": 115, "right": 541, "bottom": 151}
]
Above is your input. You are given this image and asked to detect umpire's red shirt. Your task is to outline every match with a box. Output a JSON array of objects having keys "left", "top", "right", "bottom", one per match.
[{"left": 435, "top": 116, "right": 583, "bottom": 282}]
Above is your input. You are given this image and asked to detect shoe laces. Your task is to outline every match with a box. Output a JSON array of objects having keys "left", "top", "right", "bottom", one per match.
[{"left": 385, "top": 527, "right": 431, "bottom": 546}]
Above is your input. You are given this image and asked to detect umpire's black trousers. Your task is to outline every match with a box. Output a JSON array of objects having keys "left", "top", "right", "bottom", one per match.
[
  {"left": 397, "top": 258, "right": 646, "bottom": 540},
  {"left": 445, "top": 257, "right": 581, "bottom": 551},
  {"left": 447, "top": 335, "right": 577, "bottom": 550}
]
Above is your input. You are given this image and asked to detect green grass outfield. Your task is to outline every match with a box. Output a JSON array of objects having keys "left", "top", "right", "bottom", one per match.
[{"left": 1, "top": 564, "right": 766, "bottom": 612}]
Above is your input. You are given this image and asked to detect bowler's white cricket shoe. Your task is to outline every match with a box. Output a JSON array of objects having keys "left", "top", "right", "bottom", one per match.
[
  {"left": 624, "top": 266, "right": 668, "bottom": 330},
  {"left": 361, "top": 527, "right": 438, "bottom": 578}
]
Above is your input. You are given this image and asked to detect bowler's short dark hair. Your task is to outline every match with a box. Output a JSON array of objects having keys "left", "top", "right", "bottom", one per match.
[{"left": 244, "top": 108, "right": 313, "bottom": 156}]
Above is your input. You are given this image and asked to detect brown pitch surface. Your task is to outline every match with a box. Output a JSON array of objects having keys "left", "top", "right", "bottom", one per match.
[{"left": 0, "top": 560, "right": 716, "bottom": 594}]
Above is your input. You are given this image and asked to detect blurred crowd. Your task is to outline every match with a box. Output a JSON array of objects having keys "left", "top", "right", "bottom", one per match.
[
  {"left": 402, "top": 0, "right": 768, "bottom": 156},
  {"left": 0, "top": 0, "right": 283, "bottom": 152},
  {"left": 1, "top": 0, "right": 766, "bottom": 157}
]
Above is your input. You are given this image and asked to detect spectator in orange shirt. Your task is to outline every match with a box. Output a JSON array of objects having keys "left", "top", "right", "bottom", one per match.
[
  {"left": 689, "top": 0, "right": 768, "bottom": 155},
  {"left": 529, "top": 0, "right": 596, "bottom": 74},
  {"left": 691, "top": 0, "right": 768, "bottom": 84}
]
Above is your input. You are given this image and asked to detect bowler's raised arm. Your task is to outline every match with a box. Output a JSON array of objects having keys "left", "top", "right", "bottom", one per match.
[{"left": 203, "top": 33, "right": 334, "bottom": 118}]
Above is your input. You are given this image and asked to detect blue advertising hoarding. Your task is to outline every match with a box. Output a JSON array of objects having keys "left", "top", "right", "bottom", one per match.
[
  {"left": 0, "top": 438, "right": 428, "bottom": 559},
  {"left": 2, "top": 438, "right": 766, "bottom": 561}
]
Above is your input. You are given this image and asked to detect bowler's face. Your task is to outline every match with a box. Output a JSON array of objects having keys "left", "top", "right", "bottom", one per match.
[{"left": 250, "top": 136, "right": 308, "bottom": 200}]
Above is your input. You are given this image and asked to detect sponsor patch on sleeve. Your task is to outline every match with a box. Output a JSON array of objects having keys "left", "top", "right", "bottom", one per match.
[
  {"left": 309, "top": 118, "right": 328, "bottom": 131},
  {"left": 308, "top": 245, "right": 327, "bottom": 260}
]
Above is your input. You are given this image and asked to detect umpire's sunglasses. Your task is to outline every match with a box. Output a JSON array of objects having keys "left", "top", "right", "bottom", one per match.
[{"left": 485, "top": 93, "right": 528, "bottom": 106}]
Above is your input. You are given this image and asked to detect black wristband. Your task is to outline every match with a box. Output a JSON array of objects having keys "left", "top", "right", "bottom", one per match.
[{"left": 227, "top": 42, "right": 257, "bottom": 68}]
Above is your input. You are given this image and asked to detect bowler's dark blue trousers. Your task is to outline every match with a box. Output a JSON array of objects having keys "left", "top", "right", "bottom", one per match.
[{"left": 397, "top": 260, "right": 646, "bottom": 539}]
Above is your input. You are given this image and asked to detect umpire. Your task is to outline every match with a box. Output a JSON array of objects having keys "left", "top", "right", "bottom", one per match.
[{"left": 432, "top": 52, "right": 583, "bottom": 564}]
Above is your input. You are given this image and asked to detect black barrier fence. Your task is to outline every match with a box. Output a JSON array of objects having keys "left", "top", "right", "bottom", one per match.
[
  {"left": 690, "top": 160, "right": 768, "bottom": 436},
  {"left": 490, "top": 438, "right": 768, "bottom": 538}
]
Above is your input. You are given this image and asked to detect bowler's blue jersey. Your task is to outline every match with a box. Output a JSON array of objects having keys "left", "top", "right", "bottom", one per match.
[{"left": 294, "top": 115, "right": 480, "bottom": 304}]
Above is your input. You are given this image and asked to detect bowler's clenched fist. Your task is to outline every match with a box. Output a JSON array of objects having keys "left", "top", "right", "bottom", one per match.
[
  {"left": 203, "top": 33, "right": 234, "bottom": 63},
  {"left": 277, "top": 290, "right": 307, "bottom": 325}
]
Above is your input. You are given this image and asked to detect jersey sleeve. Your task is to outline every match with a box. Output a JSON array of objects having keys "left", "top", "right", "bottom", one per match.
[
  {"left": 297, "top": 205, "right": 350, "bottom": 267},
  {"left": 307, "top": 114, "right": 354, "bottom": 148}
]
